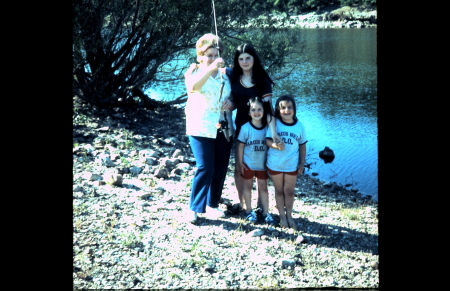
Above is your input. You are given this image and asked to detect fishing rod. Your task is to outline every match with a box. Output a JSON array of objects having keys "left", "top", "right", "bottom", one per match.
[
  {"left": 211, "top": 0, "right": 223, "bottom": 83},
  {"left": 212, "top": 0, "right": 230, "bottom": 141}
]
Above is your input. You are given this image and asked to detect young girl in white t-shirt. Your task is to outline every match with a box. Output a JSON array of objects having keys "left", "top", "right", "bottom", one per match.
[
  {"left": 266, "top": 95, "right": 308, "bottom": 229},
  {"left": 236, "top": 97, "right": 276, "bottom": 225}
]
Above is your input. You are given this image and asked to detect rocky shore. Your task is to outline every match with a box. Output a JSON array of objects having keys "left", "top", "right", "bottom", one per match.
[
  {"left": 73, "top": 97, "right": 379, "bottom": 289},
  {"left": 252, "top": 4, "right": 377, "bottom": 29}
]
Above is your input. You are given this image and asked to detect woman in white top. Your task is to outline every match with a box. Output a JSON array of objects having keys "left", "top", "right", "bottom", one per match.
[{"left": 184, "top": 33, "right": 234, "bottom": 223}]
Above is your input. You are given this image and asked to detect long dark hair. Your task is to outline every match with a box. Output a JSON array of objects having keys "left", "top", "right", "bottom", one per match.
[
  {"left": 231, "top": 43, "right": 274, "bottom": 89},
  {"left": 274, "top": 94, "right": 298, "bottom": 122},
  {"left": 248, "top": 96, "right": 267, "bottom": 127}
]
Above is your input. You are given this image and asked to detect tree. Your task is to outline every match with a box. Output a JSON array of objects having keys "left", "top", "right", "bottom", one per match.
[{"left": 73, "top": 0, "right": 303, "bottom": 109}]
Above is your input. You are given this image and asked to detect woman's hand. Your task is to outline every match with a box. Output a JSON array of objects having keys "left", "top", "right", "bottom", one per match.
[
  {"left": 209, "top": 58, "right": 225, "bottom": 71},
  {"left": 222, "top": 99, "right": 234, "bottom": 110},
  {"left": 266, "top": 138, "right": 284, "bottom": 151}
]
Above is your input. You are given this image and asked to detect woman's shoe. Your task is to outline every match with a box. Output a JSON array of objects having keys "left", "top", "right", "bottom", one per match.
[
  {"left": 206, "top": 206, "right": 226, "bottom": 218},
  {"left": 187, "top": 211, "right": 198, "bottom": 224}
]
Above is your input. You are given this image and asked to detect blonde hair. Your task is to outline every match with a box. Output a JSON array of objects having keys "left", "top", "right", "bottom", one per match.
[{"left": 195, "top": 33, "right": 223, "bottom": 58}]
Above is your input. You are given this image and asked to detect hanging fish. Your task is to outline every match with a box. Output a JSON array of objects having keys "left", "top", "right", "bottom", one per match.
[{"left": 217, "top": 82, "right": 234, "bottom": 142}]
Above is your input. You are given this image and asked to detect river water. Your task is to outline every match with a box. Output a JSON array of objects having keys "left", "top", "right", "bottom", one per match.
[{"left": 146, "top": 28, "right": 378, "bottom": 201}]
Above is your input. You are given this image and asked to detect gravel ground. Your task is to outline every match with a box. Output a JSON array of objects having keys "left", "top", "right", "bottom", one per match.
[{"left": 73, "top": 98, "right": 379, "bottom": 289}]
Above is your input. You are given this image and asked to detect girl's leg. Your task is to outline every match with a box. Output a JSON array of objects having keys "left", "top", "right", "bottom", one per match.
[
  {"left": 188, "top": 135, "right": 215, "bottom": 213},
  {"left": 283, "top": 174, "right": 298, "bottom": 229},
  {"left": 270, "top": 173, "right": 288, "bottom": 228},
  {"left": 256, "top": 178, "right": 269, "bottom": 216},
  {"left": 208, "top": 132, "right": 233, "bottom": 208},
  {"left": 256, "top": 183, "right": 263, "bottom": 209},
  {"left": 242, "top": 178, "right": 254, "bottom": 215}
]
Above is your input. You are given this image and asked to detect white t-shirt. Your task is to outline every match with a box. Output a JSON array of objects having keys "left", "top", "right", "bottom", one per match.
[
  {"left": 237, "top": 121, "right": 268, "bottom": 171},
  {"left": 185, "top": 65, "right": 231, "bottom": 138},
  {"left": 266, "top": 118, "right": 307, "bottom": 172}
]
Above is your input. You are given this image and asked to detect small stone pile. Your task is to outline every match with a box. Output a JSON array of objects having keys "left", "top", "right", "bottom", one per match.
[{"left": 73, "top": 97, "right": 378, "bottom": 289}]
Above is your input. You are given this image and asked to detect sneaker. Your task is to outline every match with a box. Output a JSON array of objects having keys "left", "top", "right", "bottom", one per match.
[
  {"left": 264, "top": 213, "right": 277, "bottom": 226},
  {"left": 227, "top": 203, "right": 244, "bottom": 215},
  {"left": 206, "top": 206, "right": 225, "bottom": 218},
  {"left": 245, "top": 210, "right": 258, "bottom": 223},
  {"left": 254, "top": 208, "right": 263, "bottom": 222}
]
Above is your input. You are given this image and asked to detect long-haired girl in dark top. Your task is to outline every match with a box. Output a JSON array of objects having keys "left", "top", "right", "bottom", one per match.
[{"left": 226, "top": 43, "right": 284, "bottom": 213}]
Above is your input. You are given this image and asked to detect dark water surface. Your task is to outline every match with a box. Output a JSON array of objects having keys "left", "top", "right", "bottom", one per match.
[
  {"left": 276, "top": 28, "right": 378, "bottom": 201},
  {"left": 146, "top": 28, "right": 378, "bottom": 201}
]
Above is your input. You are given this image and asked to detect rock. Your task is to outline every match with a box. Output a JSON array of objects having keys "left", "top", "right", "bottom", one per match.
[
  {"left": 159, "top": 157, "right": 178, "bottom": 168},
  {"left": 92, "top": 180, "right": 106, "bottom": 186},
  {"left": 73, "top": 185, "right": 83, "bottom": 192},
  {"left": 130, "top": 167, "right": 142, "bottom": 175},
  {"left": 83, "top": 172, "right": 103, "bottom": 181},
  {"left": 249, "top": 229, "right": 265, "bottom": 237},
  {"left": 103, "top": 173, "right": 123, "bottom": 186},
  {"left": 170, "top": 168, "right": 183, "bottom": 176},
  {"left": 73, "top": 97, "right": 379, "bottom": 289},
  {"left": 163, "top": 137, "right": 179, "bottom": 145},
  {"left": 97, "top": 126, "right": 110, "bottom": 132},
  {"left": 145, "top": 158, "right": 158, "bottom": 165},
  {"left": 319, "top": 146, "right": 335, "bottom": 163},
  {"left": 296, "top": 235, "right": 305, "bottom": 244},
  {"left": 176, "top": 163, "right": 191, "bottom": 171},
  {"left": 154, "top": 168, "right": 168, "bottom": 179},
  {"left": 172, "top": 149, "right": 183, "bottom": 158},
  {"left": 281, "top": 259, "right": 296, "bottom": 269}
]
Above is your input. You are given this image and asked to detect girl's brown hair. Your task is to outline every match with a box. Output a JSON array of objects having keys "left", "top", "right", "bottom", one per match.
[{"left": 274, "top": 94, "right": 298, "bottom": 122}]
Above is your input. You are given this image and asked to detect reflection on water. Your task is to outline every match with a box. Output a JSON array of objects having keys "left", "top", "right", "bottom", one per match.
[
  {"left": 275, "top": 28, "right": 377, "bottom": 200},
  {"left": 146, "top": 28, "right": 378, "bottom": 201}
]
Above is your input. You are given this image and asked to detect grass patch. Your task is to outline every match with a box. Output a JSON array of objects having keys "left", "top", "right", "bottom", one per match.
[{"left": 339, "top": 207, "right": 362, "bottom": 220}]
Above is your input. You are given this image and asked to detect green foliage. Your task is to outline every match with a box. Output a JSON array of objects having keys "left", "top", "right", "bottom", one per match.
[
  {"left": 73, "top": 0, "right": 304, "bottom": 108},
  {"left": 120, "top": 229, "right": 143, "bottom": 248},
  {"left": 73, "top": 0, "right": 375, "bottom": 108}
]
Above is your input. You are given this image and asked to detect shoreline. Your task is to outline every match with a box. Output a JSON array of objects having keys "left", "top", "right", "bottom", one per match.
[
  {"left": 73, "top": 82, "right": 378, "bottom": 288},
  {"left": 250, "top": 5, "right": 377, "bottom": 29}
]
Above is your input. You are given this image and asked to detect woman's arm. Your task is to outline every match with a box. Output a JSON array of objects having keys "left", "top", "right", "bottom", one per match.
[
  {"left": 264, "top": 95, "right": 284, "bottom": 150},
  {"left": 185, "top": 59, "right": 223, "bottom": 92}
]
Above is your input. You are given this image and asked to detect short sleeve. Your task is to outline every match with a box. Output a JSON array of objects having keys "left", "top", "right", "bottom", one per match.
[
  {"left": 266, "top": 128, "right": 273, "bottom": 139},
  {"left": 261, "top": 77, "right": 273, "bottom": 97},
  {"left": 237, "top": 123, "right": 249, "bottom": 143}
]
